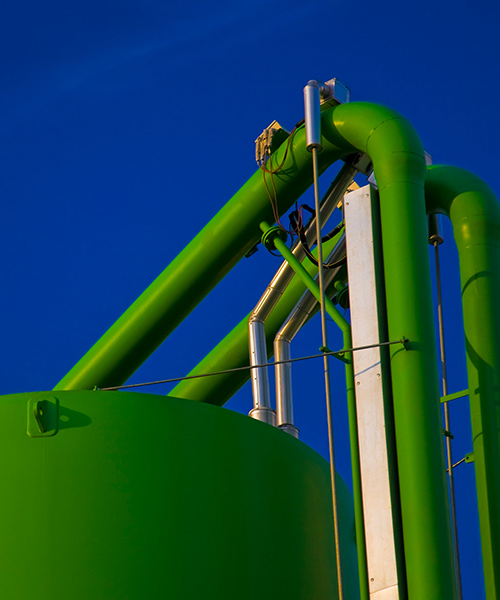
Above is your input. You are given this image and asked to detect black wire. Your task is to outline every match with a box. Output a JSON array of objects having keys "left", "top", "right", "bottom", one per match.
[
  {"left": 289, "top": 210, "right": 346, "bottom": 269},
  {"left": 257, "top": 126, "right": 302, "bottom": 236}
]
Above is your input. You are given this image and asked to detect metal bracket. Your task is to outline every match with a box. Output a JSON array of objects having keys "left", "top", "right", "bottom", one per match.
[
  {"left": 351, "top": 153, "right": 372, "bottom": 176},
  {"left": 255, "top": 120, "right": 290, "bottom": 166},
  {"left": 450, "top": 452, "right": 475, "bottom": 472},
  {"left": 319, "top": 77, "right": 350, "bottom": 108},
  {"left": 245, "top": 243, "right": 259, "bottom": 258},
  {"left": 27, "top": 396, "right": 59, "bottom": 437},
  {"left": 320, "top": 346, "right": 350, "bottom": 364},
  {"left": 441, "top": 388, "right": 469, "bottom": 403}
]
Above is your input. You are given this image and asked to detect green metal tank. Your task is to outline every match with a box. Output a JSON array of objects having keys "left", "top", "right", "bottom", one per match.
[{"left": 1, "top": 390, "right": 359, "bottom": 600}]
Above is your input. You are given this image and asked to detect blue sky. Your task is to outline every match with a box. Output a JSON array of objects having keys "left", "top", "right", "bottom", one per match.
[{"left": 1, "top": 1, "right": 499, "bottom": 597}]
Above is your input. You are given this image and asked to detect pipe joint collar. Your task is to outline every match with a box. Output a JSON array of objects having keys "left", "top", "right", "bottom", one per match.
[
  {"left": 278, "top": 423, "right": 300, "bottom": 438},
  {"left": 249, "top": 407, "right": 277, "bottom": 426},
  {"left": 261, "top": 225, "right": 287, "bottom": 252}
]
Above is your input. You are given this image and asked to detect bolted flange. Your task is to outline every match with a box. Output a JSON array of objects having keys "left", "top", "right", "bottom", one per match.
[{"left": 261, "top": 225, "right": 287, "bottom": 252}]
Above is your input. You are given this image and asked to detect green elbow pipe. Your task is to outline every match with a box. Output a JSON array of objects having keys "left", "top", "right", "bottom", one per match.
[
  {"left": 426, "top": 165, "right": 500, "bottom": 600},
  {"left": 325, "top": 104, "right": 456, "bottom": 600}
]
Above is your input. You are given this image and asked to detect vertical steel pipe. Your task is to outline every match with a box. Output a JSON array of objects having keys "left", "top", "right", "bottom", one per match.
[
  {"left": 274, "top": 237, "right": 346, "bottom": 432},
  {"left": 304, "top": 83, "right": 322, "bottom": 151},
  {"left": 303, "top": 76, "right": 345, "bottom": 595},
  {"left": 248, "top": 164, "right": 357, "bottom": 426},
  {"left": 248, "top": 320, "right": 276, "bottom": 425}
]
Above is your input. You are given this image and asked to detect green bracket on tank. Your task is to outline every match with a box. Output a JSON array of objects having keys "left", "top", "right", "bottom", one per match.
[{"left": 27, "top": 396, "right": 59, "bottom": 437}]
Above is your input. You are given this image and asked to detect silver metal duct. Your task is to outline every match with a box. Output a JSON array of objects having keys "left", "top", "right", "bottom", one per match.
[
  {"left": 273, "top": 236, "right": 346, "bottom": 435},
  {"left": 248, "top": 162, "right": 356, "bottom": 428}
]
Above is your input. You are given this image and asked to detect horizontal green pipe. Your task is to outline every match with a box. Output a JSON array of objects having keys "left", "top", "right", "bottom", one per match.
[{"left": 426, "top": 165, "right": 500, "bottom": 600}]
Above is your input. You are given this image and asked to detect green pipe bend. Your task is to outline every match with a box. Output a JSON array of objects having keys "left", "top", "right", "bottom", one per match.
[{"left": 426, "top": 165, "right": 500, "bottom": 600}]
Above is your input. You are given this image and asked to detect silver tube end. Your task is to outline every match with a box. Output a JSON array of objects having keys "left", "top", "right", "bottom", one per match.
[
  {"left": 304, "top": 84, "right": 322, "bottom": 152},
  {"left": 249, "top": 407, "right": 277, "bottom": 426},
  {"left": 279, "top": 423, "right": 300, "bottom": 438}
]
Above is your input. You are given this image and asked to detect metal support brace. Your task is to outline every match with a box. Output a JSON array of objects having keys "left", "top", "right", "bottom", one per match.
[{"left": 344, "top": 185, "right": 403, "bottom": 600}]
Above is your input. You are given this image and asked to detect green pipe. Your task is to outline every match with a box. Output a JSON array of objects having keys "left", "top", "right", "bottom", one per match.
[
  {"left": 259, "top": 221, "right": 350, "bottom": 333},
  {"left": 325, "top": 103, "right": 455, "bottom": 599},
  {"left": 332, "top": 281, "right": 368, "bottom": 600},
  {"left": 170, "top": 234, "right": 346, "bottom": 405},
  {"left": 260, "top": 220, "right": 369, "bottom": 600},
  {"left": 425, "top": 165, "right": 500, "bottom": 600},
  {"left": 54, "top": 125, "right": 353, "bottom": 391}
]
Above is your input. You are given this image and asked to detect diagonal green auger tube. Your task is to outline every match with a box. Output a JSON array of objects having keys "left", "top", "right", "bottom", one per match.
[
  {"left": 426, "top": 165, "right": 500, "bottom": 600},
  {"left": 54, "top": 114, "right": 355, "bottom": 392}
]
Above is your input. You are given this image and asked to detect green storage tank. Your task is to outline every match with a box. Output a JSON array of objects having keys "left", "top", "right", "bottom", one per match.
[{"left": 1, "top": 390, "right": 359, "bottom": 599}]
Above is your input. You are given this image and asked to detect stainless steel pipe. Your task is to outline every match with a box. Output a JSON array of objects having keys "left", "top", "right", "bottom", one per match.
[
  {"left": 274, "top": 237, "right": 346, "bottom": 434},
  {"left": 247, "top": 164, "right": 357, "bottom": 427}
]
